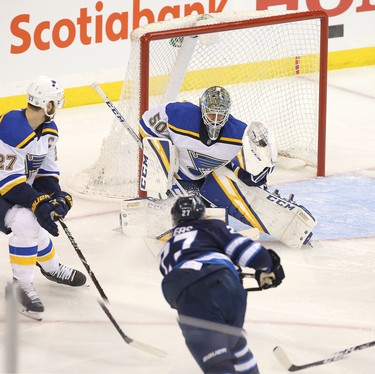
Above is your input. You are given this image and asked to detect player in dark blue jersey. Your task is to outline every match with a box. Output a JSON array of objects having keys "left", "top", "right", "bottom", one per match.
[
  {"left": 159, "top": 195, "right": 285, "bottom": 373},
  {"left": 0, "top": 76, "right": 86, "bottom": 321}
]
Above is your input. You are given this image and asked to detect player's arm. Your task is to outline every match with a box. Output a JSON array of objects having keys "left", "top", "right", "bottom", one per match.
[
  {"left": 1, "top": 181, "right": 68, "bottom": 237},
  {"left": 33, "top": 139, "right": 73, "bottom": 217},
  {"left": 139, "top": 103, "right": 171, "bottom": 139},
  {"left": 215, "top": 221, "right": 285, "bottom": 289},
  {"left": 0, "top": 142, "right": 40, "bottom": 207},
  {"left": 0, "top": 143, "right": 69, "bottom": 236},
  {"left": 225, "top": 161, "right": 273, "bottom": 187}
]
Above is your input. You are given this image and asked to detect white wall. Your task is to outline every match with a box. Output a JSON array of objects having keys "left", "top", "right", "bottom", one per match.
[{"left": 1, "top": 0, "right": 374, "bottom": 96}]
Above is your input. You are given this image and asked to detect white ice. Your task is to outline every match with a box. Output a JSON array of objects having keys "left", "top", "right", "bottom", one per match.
[{"left": 1, "top": 66, "right": 375, "bottom": 374}]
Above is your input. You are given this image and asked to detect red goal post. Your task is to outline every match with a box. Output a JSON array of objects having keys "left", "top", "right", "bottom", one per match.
[{"left": 70, "top": 10, "right": 328, "bottom": 199}]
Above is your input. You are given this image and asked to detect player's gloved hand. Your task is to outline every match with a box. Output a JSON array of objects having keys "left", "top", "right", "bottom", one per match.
[
  {"left": 51, "top": 191, "right": 73, "bottom": 217},
  {"left": 31, "top": 194, "right": 66, "bottom": 236},
  {"left": 236, "top": 166, "right": 271, "bottom": 187},
  {"left": 255, "top": 249, "right": 285, "bottom": 289}
]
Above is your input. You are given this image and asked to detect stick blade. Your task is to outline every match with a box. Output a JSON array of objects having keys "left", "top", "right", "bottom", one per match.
[
  {"left": 97, "top": 299, "right": 167, "bottom": 358},
  {"left": 273, "top": 346, "right": 294, "bottom": 371},
  {"left": 129, "top": 340, "right": 168, "bottom": 358}
]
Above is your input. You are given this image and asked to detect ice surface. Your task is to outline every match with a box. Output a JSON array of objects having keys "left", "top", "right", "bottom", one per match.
[{"left": 0, "top": 66, "right": 374, "bottom": 373}]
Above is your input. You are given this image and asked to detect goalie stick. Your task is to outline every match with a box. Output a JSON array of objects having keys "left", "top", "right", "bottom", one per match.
[
  {"left": 273, "top": 340, "right": 375, "bottom": 371},
  {"left": 91, "top": 82, "right": 189, "bottom": 197},
  {"left": 91, "top": 82, "right": 142, "bottom": 148},
  {"left": 57, "top": 218, "right": 167, "bottom": 358}
]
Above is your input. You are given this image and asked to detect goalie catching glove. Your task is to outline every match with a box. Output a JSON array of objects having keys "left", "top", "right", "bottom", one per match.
[{"left": 255, "top": 249, "right": 285, "bottom": 289}]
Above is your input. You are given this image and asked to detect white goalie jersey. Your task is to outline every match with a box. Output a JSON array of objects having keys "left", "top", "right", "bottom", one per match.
[{"left": 139, "top": 101, "right": 248, "bottom": 182}]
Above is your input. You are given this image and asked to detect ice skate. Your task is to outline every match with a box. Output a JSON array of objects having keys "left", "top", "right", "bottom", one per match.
[
  {"left": 5, "top": 281, "right": 44, "bottom": 321},
  {"left": 37, "top": 263, "right": 86, "bottom": 287}
]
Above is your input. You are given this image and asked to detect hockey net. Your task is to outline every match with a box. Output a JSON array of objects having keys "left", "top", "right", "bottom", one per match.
[{"left": 69, "top": 10, "right": 328, "bottom": 199}]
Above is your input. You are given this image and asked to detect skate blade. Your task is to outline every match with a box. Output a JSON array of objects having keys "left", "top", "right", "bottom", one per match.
[{"left": 18, "top": 306, "right": 43, "bottom": 321}]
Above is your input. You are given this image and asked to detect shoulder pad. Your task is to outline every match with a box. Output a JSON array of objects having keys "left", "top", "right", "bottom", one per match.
[
  {"left": 41, "top": 121, "right": 59, "bottom": 137},
  {"left": 166, "top": 102, "right": 201, "bottom": 133},
  {"left": 0, "top": 110, "right": 36, "bottom": 148},
  {"left": 219, "top": 116, "right": 248, "bottom": 145}
]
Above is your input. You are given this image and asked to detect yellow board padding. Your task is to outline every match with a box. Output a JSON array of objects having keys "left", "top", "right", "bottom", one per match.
[
  {"left": 1, "top": 47, "right": 374, "bottom": 114},
  {"left": 0, "top": 81, "right": 123, "bottom": 116},
  {"left": 328, "top": 46, "right": 375, "bottom": 70},
  {"left": 147, "top": 54, "right": 317, "bottom": 97}
]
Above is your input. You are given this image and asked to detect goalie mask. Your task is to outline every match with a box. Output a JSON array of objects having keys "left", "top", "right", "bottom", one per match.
[
  {"left": 27, "top": 76, "right": 65, "bottom": 121},
  {"left": 199, "top": 86, "right": 231, "bottom": 140},
  {"left": 171, "top": 195, "right": 206, "bottom": 225}
]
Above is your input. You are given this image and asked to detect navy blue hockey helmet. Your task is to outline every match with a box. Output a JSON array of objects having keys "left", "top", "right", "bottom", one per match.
[{"left": 171, "top": 195, "right": 206, "bottom": 225}]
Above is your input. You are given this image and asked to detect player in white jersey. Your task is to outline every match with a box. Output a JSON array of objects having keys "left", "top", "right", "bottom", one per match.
[
  {"left": 138, "top": 86, "right": 316, "bottom": 248},
  {"left": 140, "top": 86, "right": 270, "bottom": 189},
  {"left": 0, "top": 76, "right": 86, "bottom": 321}
]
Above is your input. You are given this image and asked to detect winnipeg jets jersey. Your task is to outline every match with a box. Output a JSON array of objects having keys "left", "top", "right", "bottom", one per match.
[
  {"left": 159, "top": 219, "right": 272, "bottom": 278},
  {"left": 139, "top": 102, "right": 248, "bottom": 181},
  {"left": 0, "top": 109, "right": 60, "bottom": 203}
]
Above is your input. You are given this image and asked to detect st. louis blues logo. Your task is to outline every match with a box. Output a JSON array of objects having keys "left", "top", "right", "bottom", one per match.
[
  {"left": 187, "top": 150, "right": 227, "bottom": 177},
  {"left": 25, "top": 154, "right": 46, "bottom": 178}
]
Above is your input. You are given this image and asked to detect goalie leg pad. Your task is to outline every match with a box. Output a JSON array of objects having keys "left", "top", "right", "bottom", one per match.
[
  {"left": 120, "top": 198, "right": 228, "bottom": 241},
  {"left": 120, "top": 198, "right": 150, "bottom": 237},
  {"left": 200, "top": 172, "right": 269, "bottom": 233},
  {"left": 121, "top": 197, "right": 179, "bottom": 239},
  {"left": 200, "top": 168, "right": 316, "bottom": 248}
]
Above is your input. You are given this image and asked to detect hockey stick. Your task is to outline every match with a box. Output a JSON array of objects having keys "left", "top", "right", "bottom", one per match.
[
  {"left": 57, "top": 217, "right": 108, "bottom": 301},
  {"left": 273, "top": 340, "right": 375, "bottom": 371},
  {"left": 98, "top": 300, "right": 167, "bottom": 358},
  {"left": 91, "top": 82, "right": 142, "bottom": 148},
  {"left": 236, "top": 268, "right": 262, "bottom": 292},
  {"left": 57, "top": 218, "right": 167, "bottom": 358},
  {"left": 91, "top": 82, "right": 189, "bottom": 198},
  {"left": 178, "top": 314, "right": 247, "bottom": 338},
  {"left": 92, "top": 84, "right": 189, "bottom": 200}
]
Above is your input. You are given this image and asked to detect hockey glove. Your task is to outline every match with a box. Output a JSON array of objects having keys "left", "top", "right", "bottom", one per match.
[
  {"left": 51, "top": 191, "right": 73, "bottom": 217},
  {"left": 31, "top": 194, "right": 66, "bottom": 236},
  {"left": 255, "top": 249, "right": 285, "bottom": 290},
  {"left": 236, "top": 166, "right": 270, "bottom": 187}
]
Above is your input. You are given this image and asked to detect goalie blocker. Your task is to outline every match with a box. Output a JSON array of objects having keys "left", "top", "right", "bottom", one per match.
[{"left": 140, "top": 137, "right": 178, "bottom": 197}]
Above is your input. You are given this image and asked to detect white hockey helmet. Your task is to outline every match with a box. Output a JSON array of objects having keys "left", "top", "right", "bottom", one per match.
[
  {"left": 27, "top": 76, "right": 64, "bottom": 119},
  {"left": 199, "top": 86, "right": 231, "bottom": 140}
]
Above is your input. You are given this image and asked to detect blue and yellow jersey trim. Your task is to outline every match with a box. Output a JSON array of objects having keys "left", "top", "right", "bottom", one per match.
[
  {"left": 215, "top": 135, "right": 243, "bottom": 146},
  {"left": 139, "top": 121, "right": 157, "bottom": 139},
  {"left": 42, "top": 127, "right": 58, "bottom": 137},
  {"left": 0, "top": 174, "right": 27, "bottom": 195},
  {"left": 16, "top": 132, "right": 36, "bottom": 149},
  {"left": 168, "top": 123, "right": 200, "bottom": 139},
  {"left": 35, "top": 169, "right": 60, "bottom": 178}
]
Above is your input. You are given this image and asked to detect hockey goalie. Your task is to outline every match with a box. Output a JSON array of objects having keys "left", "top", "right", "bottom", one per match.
[{"left": 121, "top": 86, "right": 316, "bottom": 248}]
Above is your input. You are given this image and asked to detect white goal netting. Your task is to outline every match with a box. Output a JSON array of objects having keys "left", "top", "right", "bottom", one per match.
[{"left": 69, "top": 10, "right": 327, "bottom": 199}]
